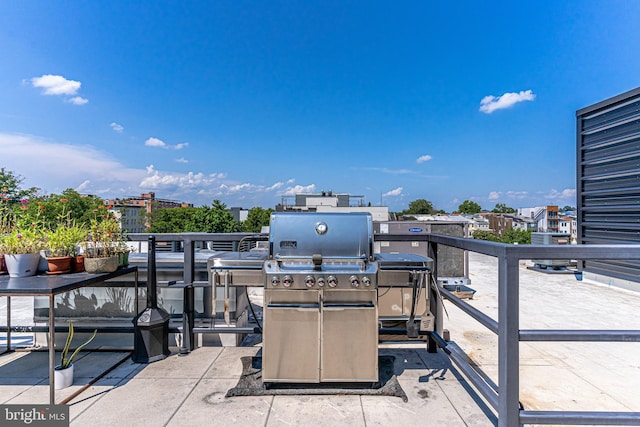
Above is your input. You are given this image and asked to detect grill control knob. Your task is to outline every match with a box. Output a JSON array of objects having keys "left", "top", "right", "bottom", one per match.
[
  {"left": 349, "top": 275, "right": 360, "bottom": 288},
  {"left": 305, "top": 275, "right": 315, "bottom": 288},
  {"left": 327, "top": 276, "right": 338, "bottom": 288},
  {"left": 362, "top": 277, "right": 372, "bottom": 287},
  {"left": 317, "top": 277, "right": 325, "bottom": 287},
  {"left": 283, "top": 275, "right": 293, "bottom": 288},
  {"left": 271, "top": 276, "right": 280, "bottom": 287}
]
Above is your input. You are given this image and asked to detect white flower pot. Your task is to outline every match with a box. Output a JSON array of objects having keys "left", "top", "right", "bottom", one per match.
[
  {"left": 54, "top": 363, "right": 74, "bottom": 389},
  {"left": 4, "top": 253, "right": 41, "bottom": 277}
]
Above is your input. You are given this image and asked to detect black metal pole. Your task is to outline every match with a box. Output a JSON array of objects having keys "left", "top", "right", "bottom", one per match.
[{"left": 148, "top": 235, "right": 157, "bottom": 309}]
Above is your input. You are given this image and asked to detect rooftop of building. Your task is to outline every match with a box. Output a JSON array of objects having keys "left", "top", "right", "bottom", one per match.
[{"left": 1, "top": 251, "right": 638, "bottom": 426}]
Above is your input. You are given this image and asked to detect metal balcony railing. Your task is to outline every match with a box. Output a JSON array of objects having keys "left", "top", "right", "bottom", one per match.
[{"left": 377, "top": 233, "right": 640, "bottom": 427}]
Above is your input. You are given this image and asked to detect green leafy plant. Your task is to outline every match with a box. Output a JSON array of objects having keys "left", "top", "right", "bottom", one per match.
[
  {"left": 59, "top": 321, "right": 98, "bottom": 369},
  {"left": 46, "top": 224, "right": 88, "bottom": 257},
  {"left": 83, "top": 218, "right": 120, "bottom": 258},
  {"left": 0, "top": 227, "right": 47, "bottom": 254}
]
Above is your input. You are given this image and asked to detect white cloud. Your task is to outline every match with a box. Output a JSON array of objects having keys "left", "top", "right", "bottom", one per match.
[
  {"left": 0, "top": 132, "right": 311, "bottom": 208},
  {"left": 383, "top": 187, "right": 403, "bottom": 197},
  {"left": 140, "top": 170, "right": 228, "bottom": 192},
  {"left": 30, "top": 74, "right": 88, "bottom": 105},
  {"left": 505, "top": 191, "right": 529, "bottom": 199},
  {"left": 267, "top": 182, "right": 284, "bottom": 191},
  {"left": 0, "top": 132, "right": 145, "bottom": 195},
  {"left": 67, "top": 96, "right": 88, "bottom": 105},
  {"left": 175, "top": 157, "right": 188, "bottom": 163},
  {"left": 546, "top": 188, "right": 576, "bottom": 199},
  {"left": 416, "top": 154, "right": 432, "bottom": 164},
  {"left": 479, "top": 90, "right": 535, "bottom": 114},
  {"left": 110, "top": 123, "right": 124, "bottom": 133},
  {"left": 31, "top": 74, "right": 81, "bottom": 95},
  {"left": 77, "top": 180, "right": 91, "bottom": 192},
  {"left": 145, "top": 137, "right": 167, "bottom": 148},
  {"left": 363, "top": 167, "right": 413, "bottom": 175},
  {"left": 283, "top": 184, "right": 316, "bottom": 196},
  {"left": 488, "top": 191, "right": 501, "bottom": 200},
  {"left": 144, "top": 137, "right": 189, "bottom": 150}
]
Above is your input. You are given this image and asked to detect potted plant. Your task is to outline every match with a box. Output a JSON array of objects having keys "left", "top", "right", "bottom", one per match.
[
  {"left": 1, "top": 228, "right": 47, "bottom": 277},
  {"left": 115, "top": 228, "right": 134, "bottom": 268},
  {"left": 45, "top": 224, "right": 88, "bottom": 274},
  {"left": 55, "top": 320, "right": 97, "bottom": 389},
  {"left": 82, "top": 218, "right": 120, "bottom": 273},
  {"left": 44, "top": 225, "right": 74, "bottom": 274}
]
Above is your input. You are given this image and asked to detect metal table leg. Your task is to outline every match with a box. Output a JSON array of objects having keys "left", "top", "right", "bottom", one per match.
[
  {"left": 49, "top": 294, "right": 55, "bottom": 404},
  {"left": 6, "top": 296, "right": 10, "bottom": 352}
]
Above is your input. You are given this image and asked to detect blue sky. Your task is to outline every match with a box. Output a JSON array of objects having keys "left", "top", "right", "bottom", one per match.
[{"left": 2, "top": 1, "right": 639, "bottom": 212}]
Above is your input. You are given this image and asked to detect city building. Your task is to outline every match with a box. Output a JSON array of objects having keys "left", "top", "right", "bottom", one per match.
[
  {"left": 229, "top": 207, "right": 249, "bottom": 222},
  {"left": 276, "top": 191, "right": 389, "bottom": 221},
  {"left": 517, "top": 205, "right": 559, "bottom": 232},
  {"left": 104, "top": 192, "right": 193, "bottom": 233},
  {"left": 558, "top": 215, "right": 577, "bottom": 243},
  {"left": 484, "top": 213, "right": 513, "bottom": 238}
]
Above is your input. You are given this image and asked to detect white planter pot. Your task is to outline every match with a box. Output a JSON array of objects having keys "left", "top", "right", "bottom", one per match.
[
  {"left": 54, "top": 364, "right": 74, "bottom": 389},
  {"left": 4, "top": 253, "right": 41, "bottom": 277}
]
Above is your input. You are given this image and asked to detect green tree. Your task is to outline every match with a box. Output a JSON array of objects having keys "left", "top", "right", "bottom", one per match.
[
  {"left": 457, "top": 200, "right": 482, "bottom": 214},
  {"left": 194, "top": 200, "right": 241, "bottom": 233},
  {"left": 37, "top": 189, "right": 105, "bottom": 229},
  {"left": 491, "top": 203, "right": 516, "bottom": 214},
  {"left": 472, "top": 230, "right": 500, "bottom": 242},
  {"left": 0, "top": 167, "right": 40, "bottom": 204},
  {"left": 560, "top": 205, "right": 576, "bottom": 212},
  {"left": 403, "top": 199, "right": 435, "bottom": 215},
  {"left": 148, "top": 207, "right": 199, "bottom": 233},
  {"left": 242, "top": 207, "right": 273, "bottom": 232},
  {"left": 501, "top": 228, "right": 532, "bottom": 244},
  {"left": 148, "top": 200, "right": 241, "bottom": 233}
]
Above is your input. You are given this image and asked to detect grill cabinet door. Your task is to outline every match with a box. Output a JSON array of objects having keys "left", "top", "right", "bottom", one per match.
[
  {"left": 263, "top": 290, "right": 320, "bottom": 383},
  {"left": 321, "top": 291, "right": 378, "bottom": 382}
]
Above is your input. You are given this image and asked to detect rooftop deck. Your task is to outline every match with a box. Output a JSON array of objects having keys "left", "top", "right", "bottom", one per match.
[{"left": 1, "top": 251, "right": 639, "bottom": 426}]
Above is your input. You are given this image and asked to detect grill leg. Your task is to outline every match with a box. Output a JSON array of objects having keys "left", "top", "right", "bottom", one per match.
[{"left": 179, "top": 285, "right": 195, "bottom": 355}]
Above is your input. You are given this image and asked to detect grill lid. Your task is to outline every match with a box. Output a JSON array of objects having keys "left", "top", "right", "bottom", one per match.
[{"left": 268, "top": 212, "right": 373, "bottom": 260}]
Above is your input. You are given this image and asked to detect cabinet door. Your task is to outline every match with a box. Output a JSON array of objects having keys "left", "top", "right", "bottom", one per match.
[
  {"left": 321, "top": 305, "right": 378, "bottom": 382},
  {"left": 263, "top": 305, "right": 320, "bottom": 382}
]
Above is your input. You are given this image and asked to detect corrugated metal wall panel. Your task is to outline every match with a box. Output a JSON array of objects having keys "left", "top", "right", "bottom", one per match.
[{"left": 577, "top": 87, "right": 640, "bottom": 283}]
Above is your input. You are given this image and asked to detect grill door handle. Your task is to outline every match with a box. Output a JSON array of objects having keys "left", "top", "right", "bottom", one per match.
[
  {"left": 322, "top": 302, "right": 375, "bottom": 308},
  {"left": 267, "top": 303, "right": 320, "bottom": 309}
]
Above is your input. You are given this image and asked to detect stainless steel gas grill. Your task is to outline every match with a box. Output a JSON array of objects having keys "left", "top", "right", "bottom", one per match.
[
  {"left": 208, "top": 211, "right": 434, "bottom": 385},
  {"left": 263, "top": 212, "right": 379, "bottom": 383}
]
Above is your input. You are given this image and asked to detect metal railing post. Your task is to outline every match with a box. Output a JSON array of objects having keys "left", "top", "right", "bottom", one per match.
[
  {"left": 427, "top": 240, "right": 440, "bottom": 353},
  {"left": 183, "top": 235, "right": 195, "bottom": 287},
  {"left": 498, "top": 247, "right": 521, "bottom": 427}
]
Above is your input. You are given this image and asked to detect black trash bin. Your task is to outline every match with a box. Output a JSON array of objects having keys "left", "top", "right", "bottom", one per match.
[{"left": 132, "top": 236, "right": 171, "bottom": 363}]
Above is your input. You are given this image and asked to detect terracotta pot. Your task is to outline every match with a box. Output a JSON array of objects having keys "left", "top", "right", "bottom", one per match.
[
  {"left": 46, "top": 256, "right": 72, "bottom": 275},
  {"left": 84, "top": 255, "right": 118, "bottom": 274},
  {"left": 71, "top": 255, "right": 85, "bottom": 273}
]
